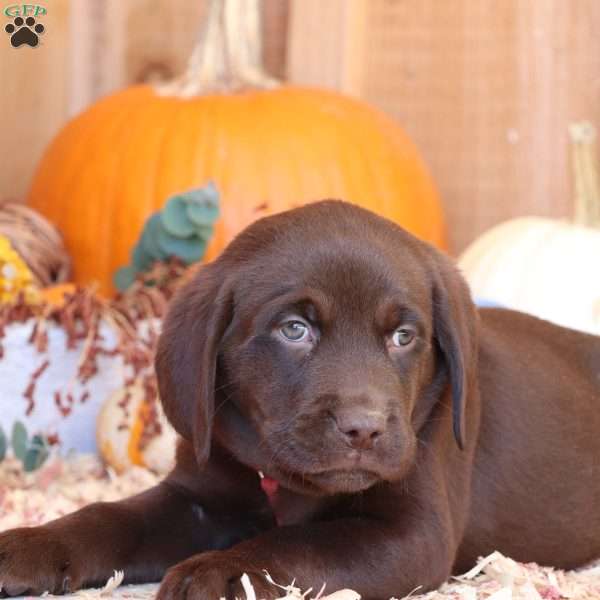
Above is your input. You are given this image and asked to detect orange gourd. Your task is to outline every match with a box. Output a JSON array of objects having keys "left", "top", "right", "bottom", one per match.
[
  {"left": 97, "top": 383, "right": 177, "bottom": 474},
  {"left": 39, "top": 283, "right": 77, "bottom": 307},
  {"left": 27, "top": 0, "right": 446, "bottom": 295}
]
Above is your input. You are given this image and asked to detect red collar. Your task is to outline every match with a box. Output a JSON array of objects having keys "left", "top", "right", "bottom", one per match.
[
  {"left": 259, "top": 472, "right": 279, "bottom": 504},
  {"left": 258, "top": 472, "right": 324, "bottom": 527},
  {"left": 259, "top": 471, "right": 280, "bottom": 525}
]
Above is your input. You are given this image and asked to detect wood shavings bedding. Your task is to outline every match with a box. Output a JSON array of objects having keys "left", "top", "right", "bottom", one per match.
[{"left": 1, "top": 456, "right": 598, "bottom": 600}]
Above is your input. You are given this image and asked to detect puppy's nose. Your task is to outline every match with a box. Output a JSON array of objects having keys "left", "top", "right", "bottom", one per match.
[{"left": 334, "top": 409, "right": 387, "bottom": 450}]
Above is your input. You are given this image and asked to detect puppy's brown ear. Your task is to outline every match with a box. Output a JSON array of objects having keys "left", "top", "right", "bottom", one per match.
[
  {"left": 155, "top": 264, "right": 233, "bottom": 466},
  {"left": 431, "top": 254, "right": 478, "bottom": 450}
]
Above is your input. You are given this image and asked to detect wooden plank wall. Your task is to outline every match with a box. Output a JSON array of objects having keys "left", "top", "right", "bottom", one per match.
[
  {"left": 2, "top": 1, "right": 599, "bottom": 254},
  {"left": 288, "top": 0, "right": 600, "bottom": 254},
  {"left": 0, "top": 1, "right": 71, "bottom": 201}
]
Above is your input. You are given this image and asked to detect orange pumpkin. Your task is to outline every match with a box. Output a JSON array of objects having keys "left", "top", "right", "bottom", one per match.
[{"left": 27, "top": 0, "right": 446, "bottom": 296}]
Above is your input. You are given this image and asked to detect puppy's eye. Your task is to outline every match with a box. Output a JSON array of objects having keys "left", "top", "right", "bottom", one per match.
[
  {"left": 391, "top": 327, "right": 415, "bottom": 347},
  {"left": 279, "top": 320, "right": 310, "bottom": 342}
]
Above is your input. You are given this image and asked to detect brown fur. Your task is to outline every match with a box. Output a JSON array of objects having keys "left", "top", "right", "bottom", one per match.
[{"left": 1, "top": 200, "right": 599, "bottom": 600}]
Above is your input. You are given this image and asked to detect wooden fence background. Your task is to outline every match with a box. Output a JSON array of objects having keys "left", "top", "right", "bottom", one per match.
[{"left": 1, "top": 0, "right": 599, "bottom": 254}]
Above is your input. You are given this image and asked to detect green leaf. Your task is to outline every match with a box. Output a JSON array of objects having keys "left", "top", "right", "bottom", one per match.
[
  {"left": 193, "top": 224, "right": 214, "bottom": 242},
  {"left": 23, "top": 435, "right": 50, "bottom": 472},
  {"left": 30, "top": 434, "right": 47, "bottom": 450},
  {"left": 0, "top": 426, "right": 6, "bottom": 462},
  {"left": 140, "top": 214, "right": 166, "bottom": 260},
  {"left": 185, "top": 183, "right": 220, "bottom": 226},
  {"left": 182, "top": 182, "right": 219, "bottom": 205},
  {"left": 113, "top": 265, "right": 138, "bottom": 291},
  {"left": 162, "top": 196, "right": 196, "bottom": 238},
  {"left": 187, "top": 203, "right": 219, "bottom": 227},
  {"left": 132, "top": 242, "right": 153, "bottom": 271},
  {"left": 156, "top": 228, "right": 206, "bottom": 264},
  {"left": 11, "top": 421, "right": 28, "bottom": 461},
  {"left": 23, "top": 447, "right": 49, "bottom": 472},
  {"left": 200, "top": 181, "right": 219, "bottom": 204}
]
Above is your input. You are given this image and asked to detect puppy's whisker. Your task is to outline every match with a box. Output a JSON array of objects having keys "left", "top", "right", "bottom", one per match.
[
  {"left": 213, "top": 377, "right": 243, "bottom": 394},
  {"left": 213, "top": 395, "right": 232, "bottom": 417}
]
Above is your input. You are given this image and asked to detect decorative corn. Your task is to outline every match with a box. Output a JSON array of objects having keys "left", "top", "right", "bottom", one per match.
[{"left": 0, "top": 235, "right": 38, "bottom": 304}]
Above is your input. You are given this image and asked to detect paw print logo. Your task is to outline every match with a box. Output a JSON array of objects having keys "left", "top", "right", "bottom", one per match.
[{"left": 5, "top": 16, "right": 44, "bottom": 48}]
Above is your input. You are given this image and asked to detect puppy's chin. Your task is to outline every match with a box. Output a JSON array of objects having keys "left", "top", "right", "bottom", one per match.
[
  {"left": 259, "top": 466, "right": 383, "bottom": 497},
  {"left": 263, "top": 456, "right": 416, "bottom": 497},
  {"left": 304, "top": 469, "right": 381, "bottom": 495},
  {"left": 268, "top": 438, "right": 419, "bottom": 497}
]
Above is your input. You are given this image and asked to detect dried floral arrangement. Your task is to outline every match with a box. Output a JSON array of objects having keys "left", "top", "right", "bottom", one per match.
[
  {"left": 0, "top": 183, "right": 218, "bottom": 470},
  {"left": 0, "top": 258, "right": 189, "bottom": 469}
]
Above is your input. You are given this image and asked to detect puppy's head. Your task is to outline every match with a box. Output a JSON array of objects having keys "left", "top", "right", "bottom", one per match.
[{"left": 156, "top": 201, "right": 478, "bottom": 496}]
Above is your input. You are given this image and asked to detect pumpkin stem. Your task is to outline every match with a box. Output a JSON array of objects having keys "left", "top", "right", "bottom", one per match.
[
  {"left": 156, "top": 0, "right": 279, "bottom": 97},
  {"left": 569, "top": 121, "right": 600, "bottom": 228}
]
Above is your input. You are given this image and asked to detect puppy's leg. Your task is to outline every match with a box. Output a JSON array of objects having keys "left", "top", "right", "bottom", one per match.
[
  {"left": 0, "top": 483, "right": 271, "bottom": 597},
  {"left": 0, "top": 482, "right": 214, "bottom": 596},
  {"left": 156, "top": 449, "right": 471, "bottom": 600}
]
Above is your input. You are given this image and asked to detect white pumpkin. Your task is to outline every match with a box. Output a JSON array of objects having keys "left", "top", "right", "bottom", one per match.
[
  {"left": 459, "top": 122, "right": 600, "bottom": 335},
  {"left": 96, "top": 382, "right": 177, "bottom": 475}
]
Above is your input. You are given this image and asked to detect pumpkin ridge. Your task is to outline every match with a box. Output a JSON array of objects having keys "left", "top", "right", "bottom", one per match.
[
  {"left": 97, "top": 93, "right": 156, "bottom": 290},
  {"left": 151, "top": 98, "right": 190, "bottom": 212},
  {"left": 263, "top": 92, "right": 304, "bottom": 209},
  {"left": 30, "top": 91, "right": 145, "bottom": 290},
  {"left": 66, "top": 94, "right": 143, "bottom": 287},
  {"left": 343, "top": 105, "right": 387, "bottom": 208},
  {"left": 39, "top": 89, "right": 145, "bottom": 209},
  {"left": 188, "top": 97, "right": 226, "bottom": 257},
  {"left": 27, "top": 95, "right": 120, "bottom": 254},
  {"left": 111, "top": 92, "right": 181, "bottom": 283},
  {"left": 183, "top": 97, "right": 211, "bottom": 202}
]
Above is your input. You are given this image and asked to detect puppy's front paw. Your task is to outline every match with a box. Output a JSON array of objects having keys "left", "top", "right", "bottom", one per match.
[
  {"left": 157, "top": 551, "right": 279, "bottom": 600},
  {"left": 0, "top": 526, "right": 80, "bottom": 596}
]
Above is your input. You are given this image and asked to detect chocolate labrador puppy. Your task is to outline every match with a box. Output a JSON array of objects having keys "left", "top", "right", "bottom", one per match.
[{"left": 1, "top": 200, "right": 599, "bottom": 600}]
